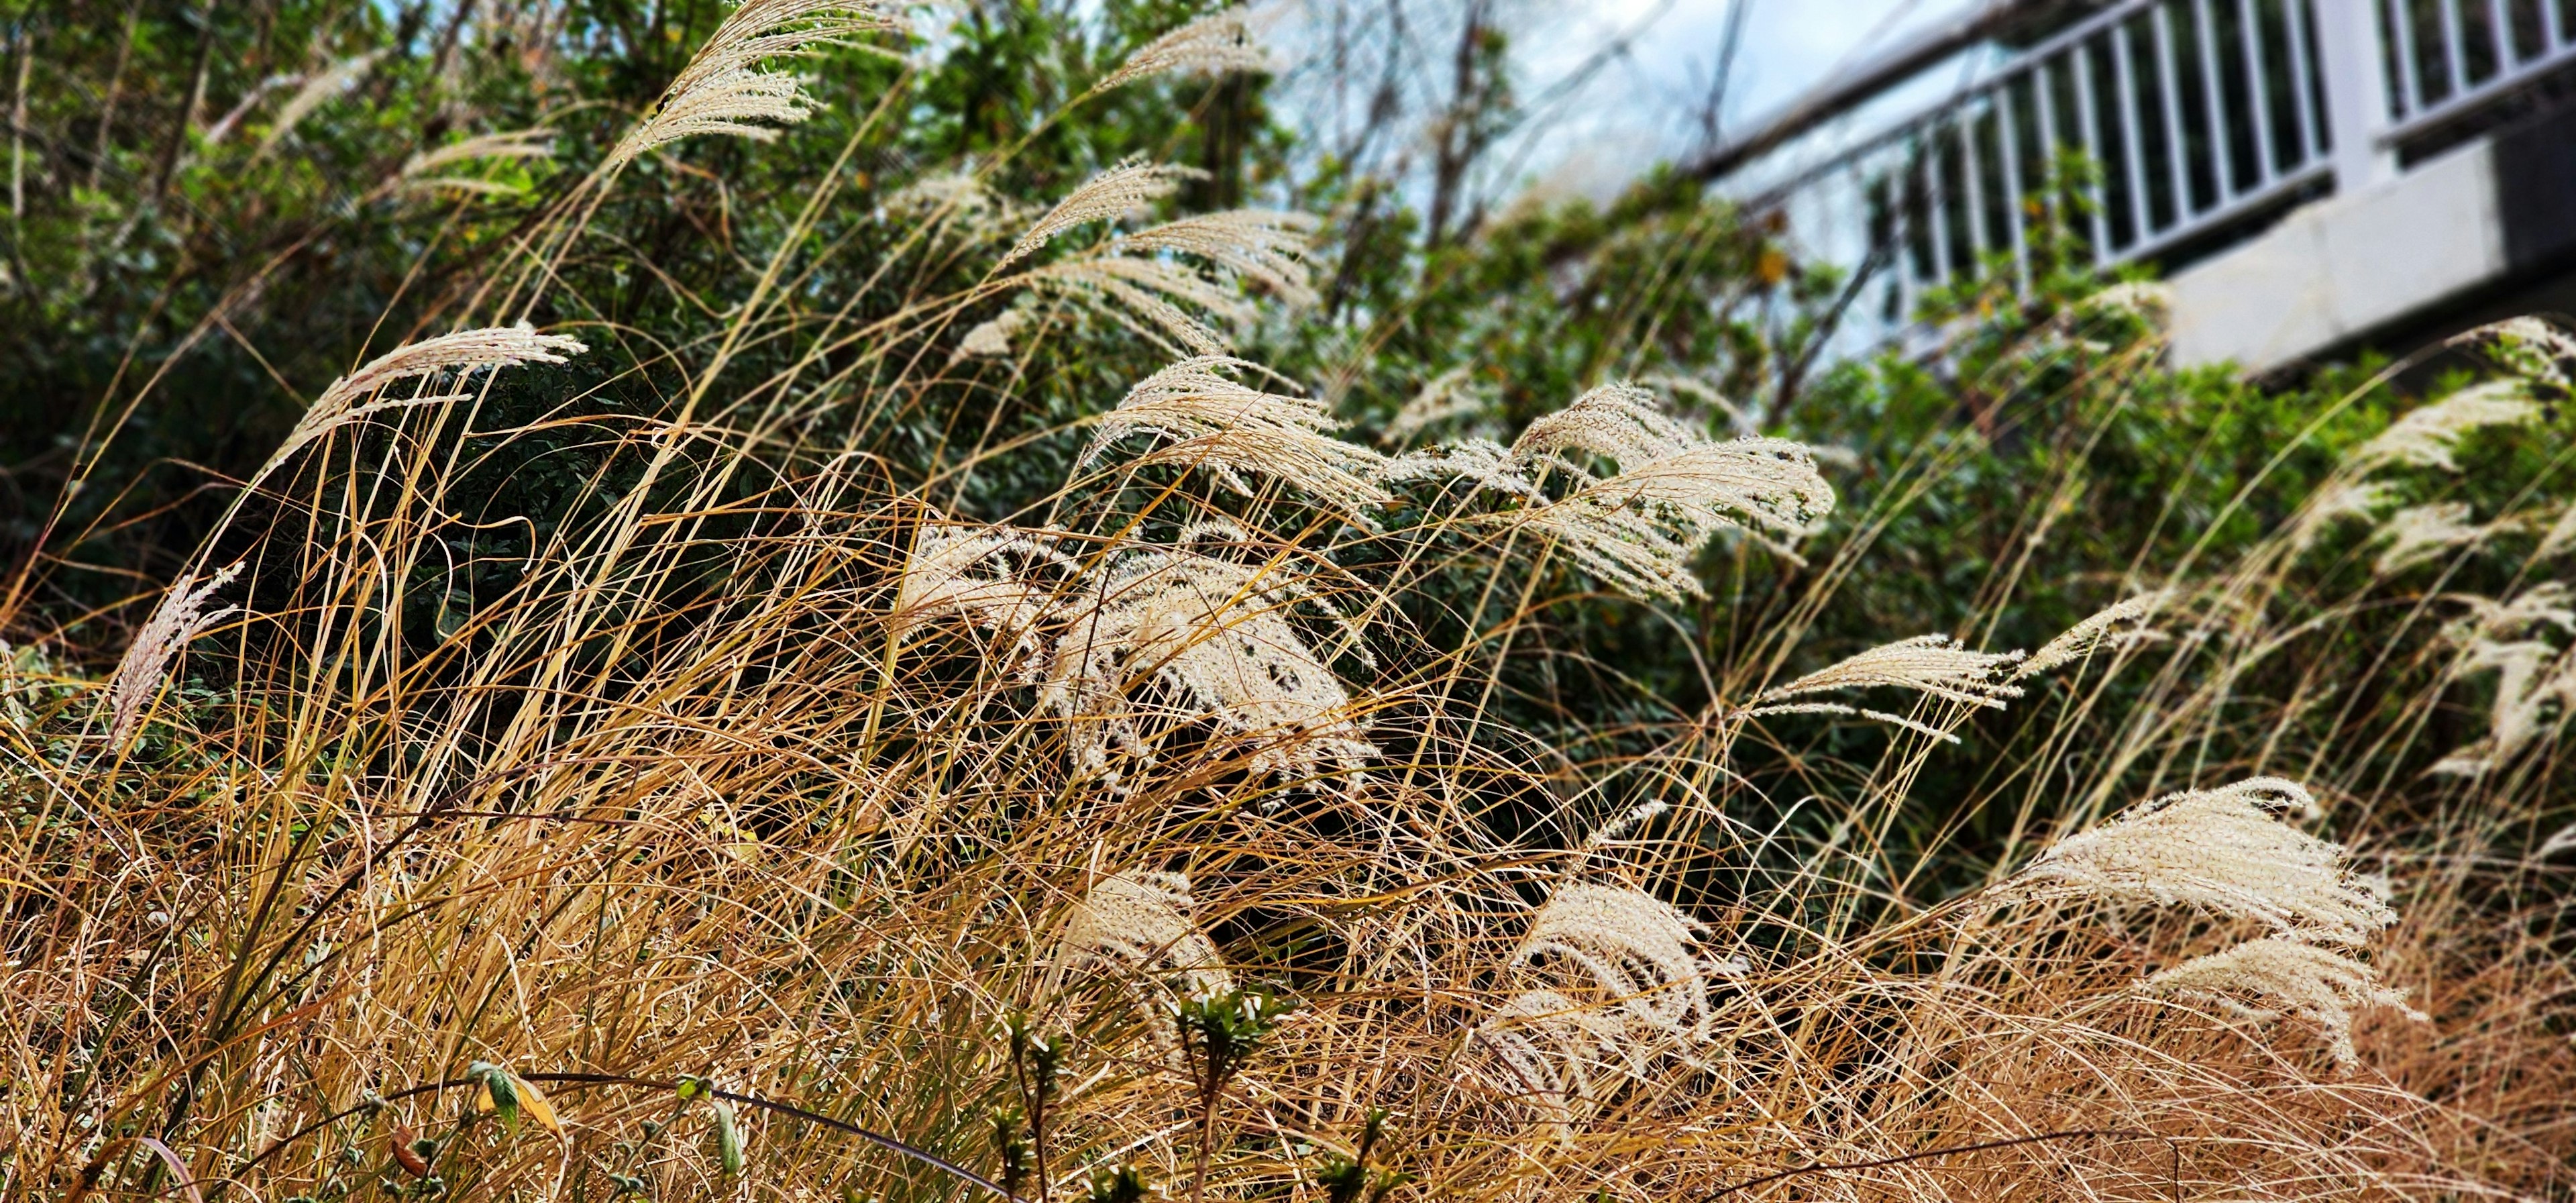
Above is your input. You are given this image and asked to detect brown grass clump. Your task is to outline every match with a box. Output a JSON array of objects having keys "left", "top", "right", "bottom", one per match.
[{"left": 3, "top": 9, "right": 2572, "bottom": 1203}]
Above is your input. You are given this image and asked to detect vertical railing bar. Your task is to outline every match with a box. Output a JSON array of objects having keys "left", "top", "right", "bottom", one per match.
[
  {"left": 2194, "top": 0, "right": 2237, "bottom": 199},
  {"left": 2490, "top": 0, "right": 2518, "bottom": 64},
  {"left": 2286, "top": 0, "right": 2328, "bottom": 160},
  {"left": 1960, "top": 101, "right": 1991, "bottom": 274},
  {"left": 2440, "top": 0, "right": 2470, "bottom": 92},
  {"left": 1890, "top": 159, "right": 1914, "bottom": 323},
  {"left": 2238, "top": 0, "right": 2279, "bottom": 183},
  {"left": 2072, "top": 37, "right": 2113, "bottom": 264},
  {"left": 1996, "top": 76, "right": 2033, "bottom": 291},
  {"left": 1923, "top": 124, "right": 1955, "bottom": 284},
  {"left": 2385, "top": 0, "right": 2424, "bottom": 116},
  {"left": 2153, "top": 2, "right": 2196, "bottom": 220},
  {"left": 2112, "top": 18, "right": 2156, "bottom": 241},
  {"left": 2554, "top": 0, "right": 2571, "bottom": 50}
]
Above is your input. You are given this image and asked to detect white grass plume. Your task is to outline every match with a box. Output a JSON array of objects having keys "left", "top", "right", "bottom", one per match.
[
  {"left": 2443, "top": 582, "right": 2575, "bottom": 644},
  {"left": 261, "top": 323, "right": 588, "bottom": 483},
  {"left": 888, "top": 170, "right": 987, "bottom": 216},
  {"left": 1509, "top": 882, "right": 1733, "bottom": 1044},
  {"left": 2373, "top": 502, "right": 2504, "bottom": 576},
  {"left": 1387, "top": 366, "right": 1487, "bottom": 444},
  {"left": 1465, "top": 988, "right": 1633, "bottom": 1143},
  {"left": 1040, "top": 543, "right": 1376, "bottom": 786},
  {"left": 258, "top": 50, "right": 384, "bottom": 156},
  {"left": 2428, "top": 639, "right": 2575, "bottom": 778},
  {"left": 1465, "top": 384, "right": 1835, "bottom": 598},
  {"left": 2289, "top": 480, "right": 2398, "bottom": 553},
  {"left": 2079, "top": 280, "right": 2176, "bottom": 325},
  {"left": 1059, "top": 870, "right": 1231, "bottom": 996},
  {"left": 2006, "top": 777, "right": 2398, "bottom": 945},
  {"left": 2017, "top": 591, "right": 2172, "bottom": 679},
  {"left": 2143, "top": 937, "right": 2424, "bottom": 1069},
  {"left": 1511, "top": 382, "right": 1702, "bottom": 476},
  {"left": 2459, "top": 315, "right": 2576, "bottom": 389},
  {"left": 955, "top": 310, "right": 1026, "bottom": 360},
  {"left": 890, "top": 525, "right": 1071, "bottom": 660},
  {"left": 2347, "top": 380, "right": 2538, "bottom": 474},
  {"left": 605, "top": 0, "right": 890, "bottom": 169},
  {"left": 106, "top": 564, "right": 245, "bottom": 750},
  {"left": 1079, "top": 356, "right": 1391, "bottom": 507},
  {"left": 1096, "top": 6, "right": 1271, "bottom": 91},
  {"left": 1513, "top": 438, "right": 1834, "bottom": 599},
  {"left": 1115, "top": 209, "right": 1321, "bottom": 307},
  {"left": 396, "top": 127, "right": 554, "bottom": 197},
  {"left": 1030, "top": 254, "right": 1252, "bottom": 356},
  {"left": 1750, "top": 634, "right": 2024, "bottom": 723},
  {"left": 1000, "top": 158, "right": 1199, "bottom": 269},
  {"left": 1379, "top": 439, "right": 1541, "bottom": 501}
]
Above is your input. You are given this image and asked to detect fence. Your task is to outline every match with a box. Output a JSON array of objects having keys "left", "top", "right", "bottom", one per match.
[{"left": 1731, "top": 1, "right": 2576, "bottom": 336}]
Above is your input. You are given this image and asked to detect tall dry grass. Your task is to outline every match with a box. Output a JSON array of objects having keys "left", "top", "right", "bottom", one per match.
[{"left": 5, "top": 5, "right": 2573, "bottom": 1202}]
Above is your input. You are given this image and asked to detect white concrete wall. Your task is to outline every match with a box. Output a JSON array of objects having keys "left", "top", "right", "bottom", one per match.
[{"left": 2169, "top": 140, "right": 2504, "bottom": 373}]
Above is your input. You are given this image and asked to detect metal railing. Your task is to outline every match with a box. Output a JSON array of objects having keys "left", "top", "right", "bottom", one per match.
[
  {"left": 1726, "top": 0, "right": 2576, "bottom": 342},
  {"left": 2383, "top": 0, "right": 2576, "bottom": 140}
]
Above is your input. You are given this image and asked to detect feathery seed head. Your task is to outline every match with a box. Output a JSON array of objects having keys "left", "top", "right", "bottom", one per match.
[
  {"left": 396, "top": 127, "right": 555, "bottom": 196},
  {"left": 1511, "top": 438, "right": 1835, "bottom": 599},
  {"left": 1001, "top": 158, "right": 1201, "bottom": 269},
  {"left": 2443, "top": 582, "right": 2576, "bottom": 645},
  {"left": 1081, "top": 357, "right": 1392, "bottom": 508},
  {"left": 2349, "top": 380, "right": 2540, "bottom": 474},
  {"left": 1040, "top": 543, "right": 1377, "bottom": 786},
  {"left": 2017, "top": 591, "right": 2174, "bottom": 678},
  {"left": 2428, "top": 638, "right": 2575, "bottom": 777},
  {"left": 605, "top": 1, "right": 890, "bottom": 168},
  {"left": 2078, "top": 280, "right": 2176, "bottom": 326},
  {"left": 2008, "top": 777, "right": 2398, "bottom": 945},
  {"left": 1752, "top": 633, "right": 2024, "bottom": 713},
  {"left": 1510, "top": 882, "right": 1727, "bottom": 1045},
  {"left": 956, "top": 310, "right": 1028, "bottom": 360},
  {"left": 1031, "top": 253, "right": 1254, "bottom": 356},
  {"left": 1060, "top": 871, "right": 1232, "bottom": 997},
  {"left": 1511, "top": 382, "right": 1703, "bottom": 478},
  {"left": 2459, "top": 315, "right": 2576, "bottom": 390},
  {"left": 2143, "top": 937, "right": 2424, "bottom": 1068},
  {"left": 259, "top": 51, "right": 385, "bottom": 155},
  {"left": 892, "top": 525, "right": 1072, "bottom": 660},
  {"left": 107, "top": 563, "right": 246, "bottom": 750},
  {"left": 1097, "top": 7, "right": 1271, "bottom": 91},
  {"left": 2373, "top": 502, "right": 2502, "bottom": 576},
  {"left": 1465, "top": 988, "right": 1633, "bottom": 1143},
  {"left": 264, "top": 324, "right": 587, "bottom": 482},
  {"left": 1387, "top": 367, "right": 1489, "bottom": 445},
  {"left": 1115, "top": 209, "right": 1321, "bottom": 307},
  {"left": 1377, "top": 438, "right": 1542, "bottom": 501}
]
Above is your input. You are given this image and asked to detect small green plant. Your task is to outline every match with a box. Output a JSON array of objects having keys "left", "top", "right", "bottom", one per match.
[
  {"left": 1170, "top": 984, "right": 1298, "bottom": 1203},
  {"left": 1314, "top": 1109, "right": 1407, "bottom": 1203},
  {"left": 1001, "top": 1010, "right": 1071, "bottom": 1203},
  {"left": 1084, "top": 1161, "right": 1159, "bottom": 1203}
]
